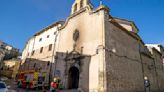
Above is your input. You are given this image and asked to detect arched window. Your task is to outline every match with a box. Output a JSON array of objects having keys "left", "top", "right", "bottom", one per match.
[
  {"left": 68, "top": 67, "right": 79, "bottom": 89},
  {"left": 80, "top": 0, "right": 83, "bottom": 8},
  {"left": 40, "top": 47, "right": 43, "bottom": 53},
  {"left": 49, "top": 44, "right": 52, "bottom": 51},
  {"left": 74, "top": 3, "right": 77, "bottom": 12}
]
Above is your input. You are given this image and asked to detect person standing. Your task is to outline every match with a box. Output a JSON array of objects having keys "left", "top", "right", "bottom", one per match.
[
  {"left": 50, "top": 78, "right": 57, "bottom": 92},
  {"left": 144, "top": 76, "right": 150, "bottom": 92}
]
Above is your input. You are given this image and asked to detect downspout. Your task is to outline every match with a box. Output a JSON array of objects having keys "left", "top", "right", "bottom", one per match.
[{"left": 49, "top": 26, "right": 59, "bottom": 86}]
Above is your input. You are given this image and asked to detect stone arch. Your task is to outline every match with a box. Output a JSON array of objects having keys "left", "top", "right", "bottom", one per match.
[{"left": 68, "top": 66, "right": 79, "bottom": 89}]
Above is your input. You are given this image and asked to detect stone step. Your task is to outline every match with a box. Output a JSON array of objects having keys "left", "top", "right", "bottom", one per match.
[{"left": 61, "top": 89, "right": 78, "bottom": 92}]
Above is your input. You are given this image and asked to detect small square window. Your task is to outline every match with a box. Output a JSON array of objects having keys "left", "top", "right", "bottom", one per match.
[
  {"left": 54, "top": 32, "right": 57, "bottom": 35},
  {"left": 31, "top": 50, "right": 35, "bottom": 56},
  {"left": 47, "top": 35, "right": 50, "bottom": 38},
  {"left": 39, "top": 38, "right": 42, "bottom": 42}
]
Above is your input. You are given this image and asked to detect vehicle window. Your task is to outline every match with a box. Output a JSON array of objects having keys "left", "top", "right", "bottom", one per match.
[{"left": 0, "top": 83, "right": 6, "bottom": 88}]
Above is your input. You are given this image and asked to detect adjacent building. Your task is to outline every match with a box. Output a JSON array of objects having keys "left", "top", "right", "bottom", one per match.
[
  {"left": 20, "top": 0, "right": 164, "bottom": 92},
  {"left": 0, "top": 40, "right": 19, "bottom": 61},
  {"left": 0, "top": 40, "right": 20, "bottom": 79},
  {"left": 0, "top": 58, "right": 21, "bottom": 79}
]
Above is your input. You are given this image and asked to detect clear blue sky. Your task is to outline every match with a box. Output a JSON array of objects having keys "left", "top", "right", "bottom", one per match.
[{"left": 0, "top": 0, "right": 164, "bottom": 51}]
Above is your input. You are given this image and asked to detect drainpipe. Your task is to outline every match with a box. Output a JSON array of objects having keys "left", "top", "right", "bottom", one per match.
[{"left": 49, "top": 26, "right": 59, "bottom": 87}]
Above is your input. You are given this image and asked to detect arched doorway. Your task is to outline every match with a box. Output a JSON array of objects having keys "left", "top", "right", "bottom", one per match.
[{"left": 68, "top": 66, "right": 79, "bottom": 89}]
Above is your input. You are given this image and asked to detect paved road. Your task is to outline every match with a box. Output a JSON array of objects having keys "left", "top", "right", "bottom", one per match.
[
  {"left": 4, "top": 79, "right": 77, "bottom": 92},
  {"left": 4, "top": 80, "right": 42, "bottom": 92}
]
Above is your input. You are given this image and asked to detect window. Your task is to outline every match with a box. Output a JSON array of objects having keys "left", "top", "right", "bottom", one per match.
[
  {"left": 54, "top": 32, "right": 57, "bottom": 35},
  {"left": 33, "top": 63, "right": 36, "bottom": 68},
  {"left": 47, "top": 35, "right": 50, "bottom": 38},
  {"left": 1, "top": 67, "right": 3, "bottom": 70},
  {"left": 80, "top": 0, "right": 83, "bottom": 8},
  {"left": 40, "top": 47, "right": 43, "bottom": 53},
  {"left": 31, "top": 50, "right": 35, "bottom": 56},
  {"left": 74, "top": 3, "right": 77, "bottom": 12},
  {"left": 47, "top": 61, "right": 50, "bottom": 66},
  {"left": 39, "top": 38, "right": 42, "bottom": 42},
  {"left": 7, "top": 66, "right": 9, "bottom": 70},
  {"left": 49, "top": 44, "right": 52, "bottom": 51},
  {"left": 27, "top": 53, "right": 29, "bottom": 56}
]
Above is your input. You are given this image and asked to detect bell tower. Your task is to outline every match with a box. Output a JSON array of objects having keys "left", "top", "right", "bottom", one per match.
[{"left": 71, "top": 0, "right": 92, "bottom": 14}]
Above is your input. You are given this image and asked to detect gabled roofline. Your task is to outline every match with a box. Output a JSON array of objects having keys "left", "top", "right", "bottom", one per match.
[
  {"left": 113, "top": 17, "right": 139, "bottom": 33},
  {"left": 152, "top": 47, "right": 162, "bottom": 56},
  {"left": 60, "top": 6, "right": 91, "bottom": 30},
  {"left": 109, "top": 15, "right": 145, "bottom": 45},
  {"left": 34, "top": 21, "right": 65, "bottom": 36}
]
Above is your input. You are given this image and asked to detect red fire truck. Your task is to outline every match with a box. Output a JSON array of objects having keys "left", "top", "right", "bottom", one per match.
[{"left": 17, "top": 70, "right": 47, "bottom": 89}]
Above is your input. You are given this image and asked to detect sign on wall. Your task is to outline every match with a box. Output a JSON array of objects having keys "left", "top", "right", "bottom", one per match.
[{"left": 54, "top": 70, "right": 61, "bottom": 77}]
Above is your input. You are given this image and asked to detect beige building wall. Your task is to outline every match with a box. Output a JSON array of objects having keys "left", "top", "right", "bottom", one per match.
[
  {"left": 56, "top": 5, "right": 108, "bottom": 92},
  {"left": 22, "top": 25, "right": 59, "bottom": 61}
]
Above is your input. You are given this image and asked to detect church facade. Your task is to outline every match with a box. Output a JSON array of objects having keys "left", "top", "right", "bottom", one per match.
[{"left": 21, "top": 0, "right": 164, "bottom": 92}]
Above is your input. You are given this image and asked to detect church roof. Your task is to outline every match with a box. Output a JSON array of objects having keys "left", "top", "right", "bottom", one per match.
[
  {"left": 113, "top": 17, "right": 139, "bottom": 33},
  {"left": 109, "top": 15, "right": 145, "bottom": 45}
]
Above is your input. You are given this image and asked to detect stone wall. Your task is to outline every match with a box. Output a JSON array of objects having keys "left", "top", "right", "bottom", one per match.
[
  {"left": 141, "top": 53, "right": 158, "bottom": 92},
  {"left": 0, "top": 59, "right": 20, "bottom": 79},
  {"left": 55, "top": 52, "right": 91, "bottom": 91},
  {"left": 105, "top": 19, "right": 145, "bottom": 92},
  {"left": 153, "top": 49, "right": 164, "bottom": 92}
]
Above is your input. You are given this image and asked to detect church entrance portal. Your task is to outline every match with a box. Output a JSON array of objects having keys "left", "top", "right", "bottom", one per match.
[{"left": 68, "top": 66, "right": 79, "bottom": 89}]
